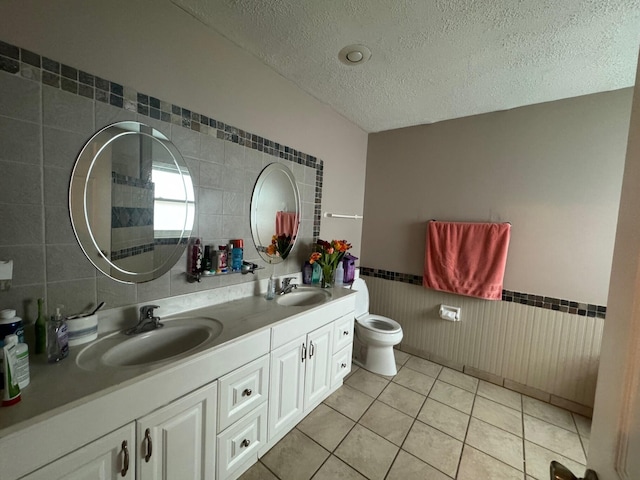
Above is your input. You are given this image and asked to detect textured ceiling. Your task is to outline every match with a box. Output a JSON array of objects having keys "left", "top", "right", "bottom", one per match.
[{"left": 172, "top": 0, "right": 640, "bottom": 132}]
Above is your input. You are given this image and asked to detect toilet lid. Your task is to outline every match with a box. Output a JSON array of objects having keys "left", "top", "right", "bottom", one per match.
[
  {"left": 352, "top": 278, "right": 369, "bottom": 317},
  {"left": 357, "top": 314, "right": 402, "bottom": 334}
]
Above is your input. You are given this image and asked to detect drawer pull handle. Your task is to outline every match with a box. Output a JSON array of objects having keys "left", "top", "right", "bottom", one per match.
[
  {"left": 144, "top": 428, "right": 153, "bottom": 462},
  {"left": 343, "top": 330, "right": 349, "bottom": 336},
  {"left": 341, "top": 362, "right": 347, "bottom": 368},
  {"left": 301, "top": 343, "right": 307, "bottom": 362},
  {"left": 309, "top": 341, "right": 315, "bottom": 358},
  {"left": 241, "top": 438, "right": 251, "bottom": 448},
  {"left": 243, "top": 388, "right": 253, "bottom": 396},
  {"left": 121, "top": 440, "right": 129, "bottom": 477}
]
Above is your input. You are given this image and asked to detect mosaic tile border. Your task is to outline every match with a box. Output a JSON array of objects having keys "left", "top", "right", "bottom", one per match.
[
  {"left": 0, "top": 39, "right": 323, "bottom": 242},
  {"left": 359, "top": 267, "right": 606, "bottom": 318}
]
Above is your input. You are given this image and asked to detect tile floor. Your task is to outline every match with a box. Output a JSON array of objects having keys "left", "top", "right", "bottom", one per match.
[{"left": 239, "top": 350, "right": 591, "bottom": 480}]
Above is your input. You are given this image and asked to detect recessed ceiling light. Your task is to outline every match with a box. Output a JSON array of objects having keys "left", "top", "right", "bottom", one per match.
[{"left": 338, "top": 44, "right": 371, "bottom": 66}]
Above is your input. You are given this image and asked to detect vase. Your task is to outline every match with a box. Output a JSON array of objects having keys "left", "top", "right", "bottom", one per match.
[{"left": 320, "top": 264, "right": 335, "bottom": 288}]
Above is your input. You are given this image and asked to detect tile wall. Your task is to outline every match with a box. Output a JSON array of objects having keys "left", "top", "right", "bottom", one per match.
[{"left": 0, "top": 39, "right": 323, "bottom": 320}]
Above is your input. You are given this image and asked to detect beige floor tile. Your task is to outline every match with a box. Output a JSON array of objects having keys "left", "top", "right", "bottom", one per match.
[
  {"left": 465, "top": 417, "right": 524, "bottom": 471},
  {"left": 344, "top": 364, "right": 360, "bottom": 381},
  {"left": 323, "top": 384, "right": 375, "bottom": 421},
  {"left": 438, "top": 367, "right": 479, "bottom": 393},
  {"left": 359, "top": 400, "right": 414, "bottom": 446},
  {"left": 523, "top": 396, "right": 576, "bottom": 432},
  {"left": 477, "top": 380, "right": 522, "bottom": 411},
  {"left": 472, "top": 396, "right": 523, "bottom": 437},
  {"left": 581, "top": 436, "right": 589, "bottom": 458},
  {"left": 311, "top": 455, "right": 367, "bottom": 480},
  {"left": 386, "top": 450, "right": 451, "bottom": 480},
  {"left": 393, "top": 366, "right": 436, "bottom": 396},
  {"left": 261, "top": 428, "right": 329, "bottom": 480},
  {"left": 429, "top": 380, "right": 475, "bottom": 414},
  {"left": 405, "top": 355, "right": 443, "bottom": 378},
  {"left": 297, "top": 403, "right": 355, "bottom": 451},
  {"left": 237, "top": 461, "right": 279, "bottom": 480},
  {"left": 345, "top": 367, "right": 390, "bottom": 397},
  {"left": 403, "top": 420, "right": 463, "bottom": 478},
  {"left": 394, "top": 349, "right": 412, "bottom": 366},
  {"left": 572, "top": 413, "right": 592, "bottom": 438},
  {"left": 378, "top": 381, "right": 426, "bottom": 417},
  {"left": 457, "top": 445, "right": 524, "bottom": 480},
  {"left": 418, "top": 398, "right": 470, "bottom": 441},
  {"left": 523, "top": 415, "right": 585, "bottom": 464},
  {"left": 524, "top": 440, "right": 586, "bottom": 480},
  {"left": 334, "top": 424, "right": 399, "bottom": 480}
]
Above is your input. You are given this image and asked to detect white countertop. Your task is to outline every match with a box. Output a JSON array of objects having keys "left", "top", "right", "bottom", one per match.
[{"left": 0, "top": 287, "right": 356, "bottom": 439}]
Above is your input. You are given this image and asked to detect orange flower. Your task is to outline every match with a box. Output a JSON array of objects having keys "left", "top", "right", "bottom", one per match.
[{"left": 309, "top": 252, "right": 322, "bottom": 264}]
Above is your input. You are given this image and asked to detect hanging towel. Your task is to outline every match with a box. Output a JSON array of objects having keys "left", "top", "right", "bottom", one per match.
[
  {"left": 423, "top": 221, "right": 511, "bottom": 300},
  {"left": 276, "top": 211, "right": 299, "bottom": 238}
]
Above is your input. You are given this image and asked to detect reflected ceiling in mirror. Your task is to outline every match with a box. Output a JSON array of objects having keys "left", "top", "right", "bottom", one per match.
[
  {"left": 250, "top": 163, "right": 301, "bottom": 263},
  {"left": 70, "top": 121, "right": 195, "bottom": 283}
]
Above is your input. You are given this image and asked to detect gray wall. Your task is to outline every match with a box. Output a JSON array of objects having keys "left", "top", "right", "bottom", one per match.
[{"left": 363, "top": 89, "right": 633, "bottom": 305}]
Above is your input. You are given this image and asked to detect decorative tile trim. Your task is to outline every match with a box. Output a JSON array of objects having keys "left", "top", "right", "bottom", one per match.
[
  {"left": 111, "top": 243, "right": 154, "bottom": 261},
  {"left": 360, "top": 267, "right": 606, "bottom": 318},
  {"left": 111, "top": 207, "right": 154, "bottom": 229},
  {"left": 0, "top": 39, "right": 323, "bottom": 243}
]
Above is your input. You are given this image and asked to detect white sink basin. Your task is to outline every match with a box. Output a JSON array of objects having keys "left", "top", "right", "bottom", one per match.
[
  {"left": 276, "top": 287, "right": 331, "bottom": 307},
  {"left": 77, "top": 316, "right": 223, "bottom": 370}
]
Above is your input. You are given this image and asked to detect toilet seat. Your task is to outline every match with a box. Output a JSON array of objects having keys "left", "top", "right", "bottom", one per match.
[{"left": 356, "top": 314, "right": 402, "bottom": 334}]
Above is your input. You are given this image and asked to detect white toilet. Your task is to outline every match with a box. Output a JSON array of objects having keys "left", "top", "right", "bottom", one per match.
[{"left": 351, "top": 278, "right": 404, "bottom": 376}]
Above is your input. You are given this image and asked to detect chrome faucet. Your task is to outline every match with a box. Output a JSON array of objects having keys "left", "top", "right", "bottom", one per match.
[
  {"left": 126, "top": 305, "right": 163, "bottom": 335},
  {"left": 278, "top": 277, "right": 298, "bottom": 295}
]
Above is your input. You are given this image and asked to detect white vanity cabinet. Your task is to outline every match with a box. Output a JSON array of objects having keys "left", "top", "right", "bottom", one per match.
[
  {"left": 216, "top": 355, "right": 270, "bottom": 480},
  {"left": 331, "top": 313, "right": 355, "bottom": 387},
  {"left": 20, "top": 423, "right": 136, "bottom": 480},
  {"left": 137, "top": 381, "right": 217, "bottom": 480}
]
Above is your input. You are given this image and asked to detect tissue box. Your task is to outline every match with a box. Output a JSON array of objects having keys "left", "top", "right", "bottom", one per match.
[{"left": 67, "top": 314, "right": 98, "bottom": 346}]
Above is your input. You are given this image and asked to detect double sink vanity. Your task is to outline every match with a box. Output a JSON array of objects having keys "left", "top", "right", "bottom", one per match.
[{"left": 0, "top": 284, "right": 356, "bottom": 480}]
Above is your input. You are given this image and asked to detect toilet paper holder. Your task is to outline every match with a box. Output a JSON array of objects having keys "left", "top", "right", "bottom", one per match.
[{"left": 439, "top": 305, "right": 461, "bottom": 321}]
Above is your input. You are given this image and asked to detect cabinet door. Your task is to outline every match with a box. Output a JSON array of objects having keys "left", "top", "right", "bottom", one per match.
[
  {"left": 22, "top": 423, "right": 135, "bottom": 480},
  {"left": 304, "top": 322, "right": 334, "bottom": 408},
  {"left": 268, "top": 335, "right": 306, "bottom": 440},
  {"left": 137, "top": 381, "right": 217, "bottom": 480}
]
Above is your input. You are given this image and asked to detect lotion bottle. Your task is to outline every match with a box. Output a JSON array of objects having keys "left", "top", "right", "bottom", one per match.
[{"left": 265, "top": 274, "right": 276, "bottom": 300}]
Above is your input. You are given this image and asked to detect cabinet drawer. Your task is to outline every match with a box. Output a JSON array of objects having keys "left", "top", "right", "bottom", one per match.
[
  {"left": 218, "top": 354, "right": 269, "bottom": 433},
  {"left": 331, "top": 344, "right": 353, "bottom": 388},
  {"left": 333, "top": 314, "right": 354, "bottom": 352},
  {"left": 217, "top": 403, "right": 267, "bottom": 480}
]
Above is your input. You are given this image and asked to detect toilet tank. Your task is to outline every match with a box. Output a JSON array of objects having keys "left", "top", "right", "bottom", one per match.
[{"left": 352, "top": 278, "right": 369, "bottom": 318}]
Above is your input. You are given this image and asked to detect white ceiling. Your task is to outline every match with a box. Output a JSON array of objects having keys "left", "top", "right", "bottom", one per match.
[{"left": 172, "top": 0, "right": 640, "bottom": 133}]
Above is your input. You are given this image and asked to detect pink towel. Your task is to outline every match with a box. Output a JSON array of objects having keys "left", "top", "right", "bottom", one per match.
[
  {"left": 276, "top": 211, "right": 299, "bottom": 238},
  {"left": 423, "top": 221, "right": 511, "bottom": 300}
]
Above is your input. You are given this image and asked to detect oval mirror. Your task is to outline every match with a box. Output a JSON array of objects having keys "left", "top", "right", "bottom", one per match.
[
  {"left": 70, "top": 121, "right": 195, "bottom": 283},
  {"left": 250, "top": 163, "right": 300, "bottom": 263}
]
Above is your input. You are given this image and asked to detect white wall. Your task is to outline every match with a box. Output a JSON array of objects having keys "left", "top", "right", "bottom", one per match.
[{"left": 0, "top": 0, "right": 368, "bottom": 257}]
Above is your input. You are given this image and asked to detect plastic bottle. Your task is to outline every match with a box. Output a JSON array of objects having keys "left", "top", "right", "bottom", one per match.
[
  {"left": 335, "top": 262, "right": 345, "bottom": 287},
  {"left": 231, "top": 239, "right": 244, "bottom": 271},
  {"left": 2, "top": 334, "right": 21, "bottom": 406},
  {"left": 47, "top": 307, "right": 69, "bottom": 363},
  {"left": 265, "top": 275, "right": 276, "bottom": 300},
  {"left": 15, "top": 340, "right": 29, "bottom": 389},
  {"left": 302, "top": 262, "right": 312, "bottom": 284},
  {"left": 311, "top": 263, "right": 322, "bottom": 285},
  {"left": 35, "top": 298, "right": 46, "bottom": 354}
]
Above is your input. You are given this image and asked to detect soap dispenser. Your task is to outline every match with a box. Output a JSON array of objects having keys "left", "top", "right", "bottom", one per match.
[
  {"left": 47, "top": 307, "right": 69, "bottom": 363},
  {"left": 265, "top": 274, "right": 276, "bottom": 300}
]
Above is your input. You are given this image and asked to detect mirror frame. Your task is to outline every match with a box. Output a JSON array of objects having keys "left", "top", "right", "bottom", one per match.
[
  {"left": 250, "top": 163, "right": 301, "bottom": 264},
  {"left": 69, "top": 121, "right": 195, "bottom": 283}
]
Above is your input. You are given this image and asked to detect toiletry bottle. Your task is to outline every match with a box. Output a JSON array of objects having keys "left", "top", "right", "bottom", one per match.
[
  {"left": 335, "top": 262, "right": 345, "bottom": 287},
  {"left": 47, "top": 307, "right": 69, "bottom": 363},
  {"left": 231, "top": 239, "right": 244, "bottom": 271},
  {"left": 311, "top": 262, "right": 322, "bottom": 285},
  {"left": 35, "top": 298, "right": 46, "bottom": 354},
  {"left": 203, "top": 245, "right": 212, "bottom": 274},
  {"left": 265, "top": 274, "right": 276, "bottom": 300},
  {"left": 218, "top": 245, "right": 228, "bottom": 273},
  {"left": 2, "top": 334, "right": 21, "bottom": 406},
  {"left": 302, "top": 261, "right": 312, "bottom": 284},
  {"left": 15, "top": 339, "right": 29, "bottom": 389}
]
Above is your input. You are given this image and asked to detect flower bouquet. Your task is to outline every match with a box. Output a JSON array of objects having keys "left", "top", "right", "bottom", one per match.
[
  {"left": 309, "top": 239, "right": 352, "bottom": 288},
  {"left": 266, "top": 234, "right": 293, "bottom": 260}
]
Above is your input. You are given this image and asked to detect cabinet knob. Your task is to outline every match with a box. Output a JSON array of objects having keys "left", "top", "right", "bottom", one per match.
[
  {"left": 241, "top": 438, "right": 251, "bottom": 448},
  {"left": 341, "top": 363, "right": 347, "bottom": 368},
  {"left": 120, "top": 440, "right": 129, "bottom": 477},
  {"left": 144, "top": 428, "right": 153, "bottom": 462},
  {"left": 343, "top": 330, "right": 349, "bottom": 336},
  {"left": 243, "top": 388, "right": 253, "bottom": 397}
]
